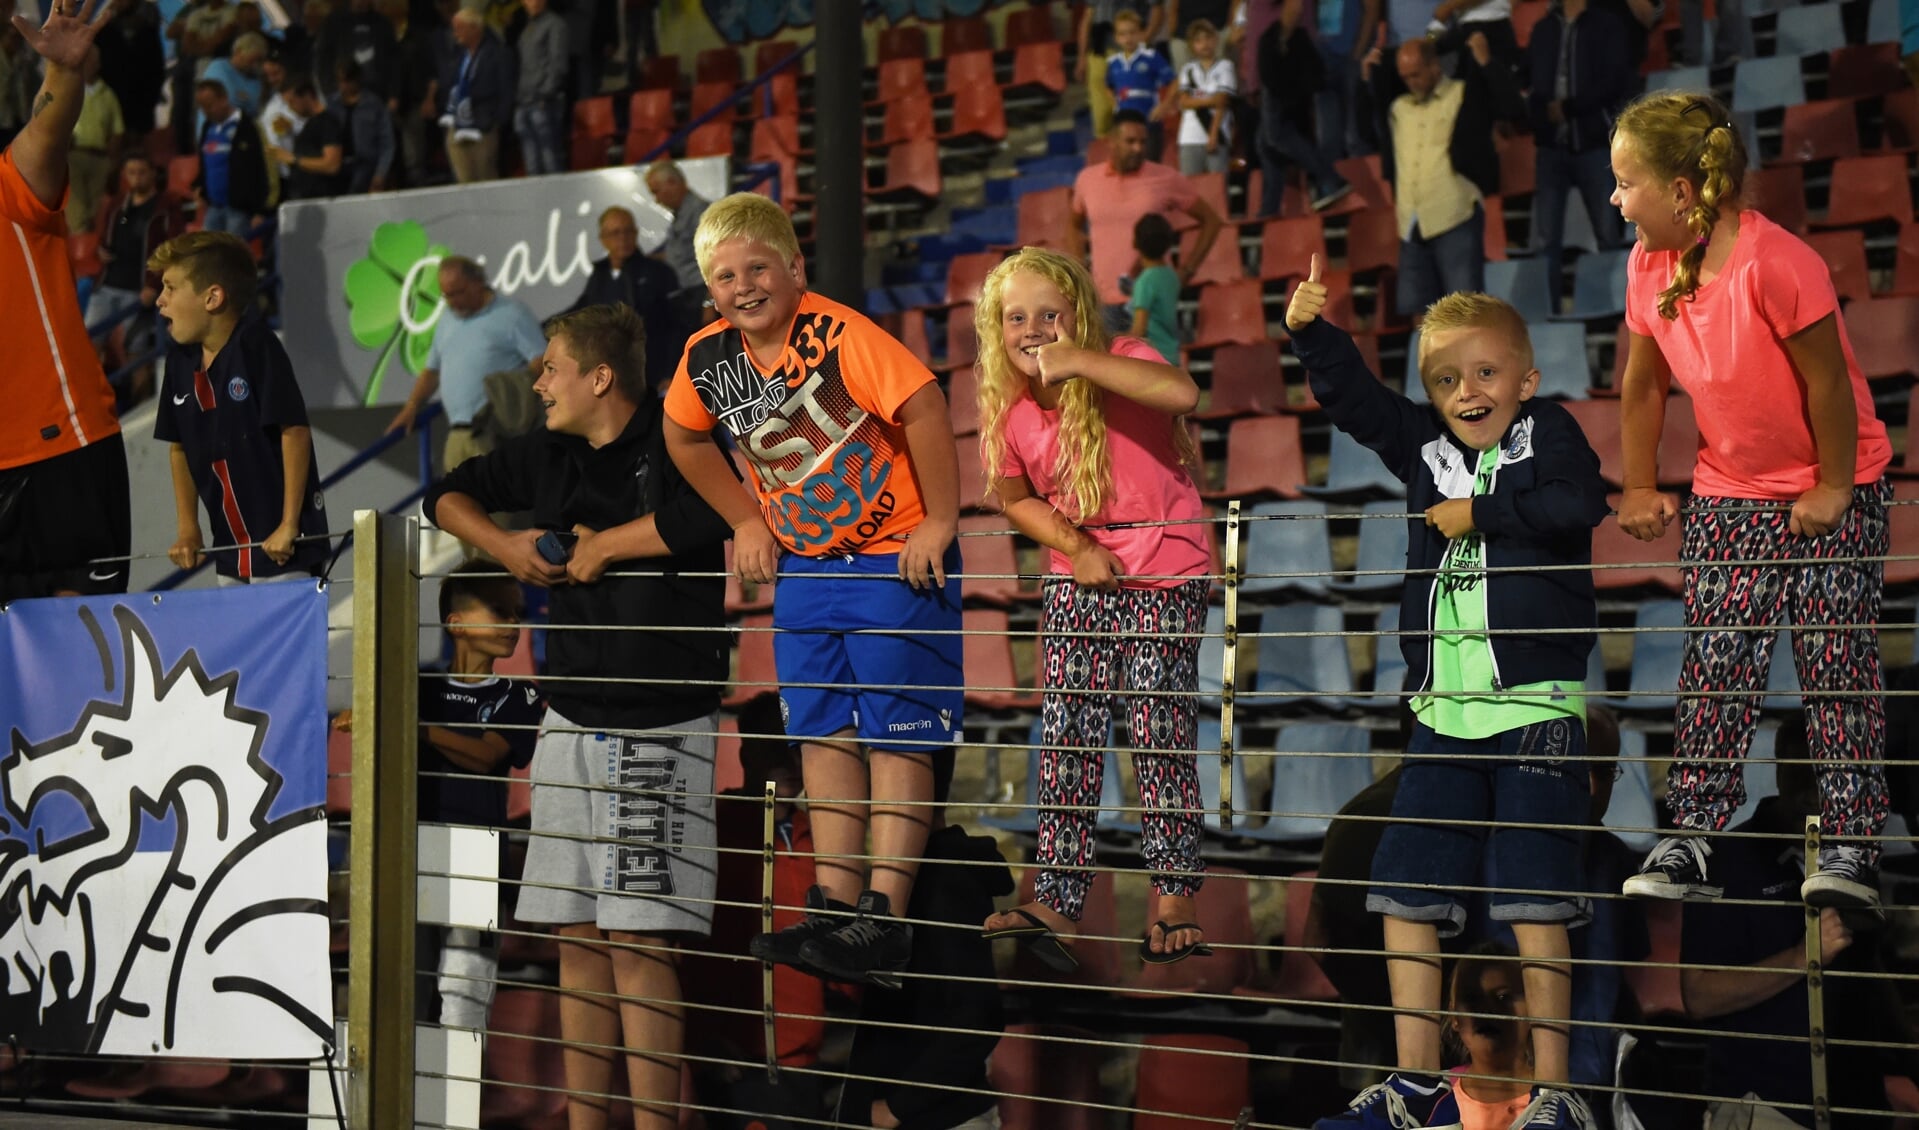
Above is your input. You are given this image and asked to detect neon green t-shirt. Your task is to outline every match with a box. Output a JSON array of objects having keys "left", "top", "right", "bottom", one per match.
[{"left": 1412, "top": 446, "right": 1586, "bottom": 739}]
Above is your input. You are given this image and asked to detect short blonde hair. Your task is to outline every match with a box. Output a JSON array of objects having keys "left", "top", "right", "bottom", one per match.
[
  {"left": 1416, "top": 292, "right": 1534, "bottom": 375},
  {"left": 232, "top": 31, "right": 268, "bottom": 58},
  {"left": 1113, "top": 9, "right": 1143, "bottom": 29},
  {"left": 693, "top": 192, "right": 801, "bottom": 283},
  {"left": 149, "top": 230, "right": 256, "bottom": 311}
]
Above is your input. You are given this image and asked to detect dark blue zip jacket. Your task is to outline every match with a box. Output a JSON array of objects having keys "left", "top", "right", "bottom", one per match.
[{"left": 1289, "top": 318, "right": 1609, "bottom": 694}]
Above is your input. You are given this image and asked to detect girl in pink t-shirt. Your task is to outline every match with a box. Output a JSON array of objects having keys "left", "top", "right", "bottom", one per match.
[
  {"left": 1610, "top": 91, "right": 1892, "bottom": 912},
  {"left": 1427, "top": 944, "right": 1538, "bottom": 1130},
  {"left": 972, "top": 248, "right": 1216, "bottom": 969}
]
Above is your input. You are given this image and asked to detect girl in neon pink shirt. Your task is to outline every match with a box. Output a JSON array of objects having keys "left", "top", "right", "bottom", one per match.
[
  {"left": 971, "top": 247, "right": 1216, "bottom": 968},
  {"left": 1610, "top": 91, "right": 1892, "bottom": 912}
]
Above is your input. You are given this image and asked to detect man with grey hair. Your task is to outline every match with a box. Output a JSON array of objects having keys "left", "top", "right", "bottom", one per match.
[
  {"left": 436, "top": 7, "right": 506, "bottom": 183},
  {"left": 387, "top": 255, "right": 545, "bottom": 470},
  {"left": 644, "top": 158, "right": 710, "bottom": 333}
]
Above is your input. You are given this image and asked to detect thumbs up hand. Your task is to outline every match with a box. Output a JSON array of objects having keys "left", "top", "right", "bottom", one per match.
[{"left": 1285, "top": 254, "right": 1329, "bottom": 333}]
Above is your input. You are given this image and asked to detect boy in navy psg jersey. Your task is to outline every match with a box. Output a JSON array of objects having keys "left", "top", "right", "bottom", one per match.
[{"left": 151, "top": 231, "right": 329, "bottom": 582}]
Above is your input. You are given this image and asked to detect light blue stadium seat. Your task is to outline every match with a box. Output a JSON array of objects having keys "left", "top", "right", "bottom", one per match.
[
  {"left": 1606, "top": 730, "right": 1661, "bottom": 852},
  {"left": 1192, "top": 719, "right": 1253, "bottom": 834},
  {"left": 1331, "top": 501, "right": 1411, "bottom": 599},
  {"left": 1530, "top": 321, "right": 1594, "bottom": 399},
  {"left": 1870, "top": 0, "right": 1900, "bottom": 46},
  {"left": 1733, "top": 56, "right": 1806, "bottom": 113},
  {"left": 1762, "top": 629, "right": 1802, "bottom": 712},
  {"left": 1647, "top": 65, "right": 1711, "bottom": 93},
  {"left": 1774, "top": 3, "right": 1846, "bottom": 56},
  {"left": 1302, "top": 428, "right": 1408, "bottom": 502},
  {"left": 1728, "top": 724, "right": 1780, "bottom": 828},
  {"left": 1198, "top": 605, "right": 1228, "bottom": 710},
  {"left": 1243, "top": 722, "right": 1378, "bottom": 841},
  {"left": 980, "top": 720, "right": 1048, "bottom": 833},
  {"left": 1552, "top": 249, "right": 1631, "bottom": 322},
  {"left": 1251, "top": 603, "right": 1356, "bottom": 712},
  {"left": 1368, "top": 604, "right": 1409, "bottom": 712},
  {"left": 1622, "top": 600, "right": 1686, "bottom": 714},
  {"left": 1242, "top": 501, "right": 1335, "bottom": 601},
  {"left": 1486, "top": 257, "right": 1553, "bottom": 324},
  {"left": 1404, "top": 331, "right": 1428, "bottom": 403}
]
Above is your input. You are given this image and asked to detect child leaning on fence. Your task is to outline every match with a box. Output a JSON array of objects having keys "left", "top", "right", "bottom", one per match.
[
  {"left": 1286, "top": 261, "right": 1611, "bottom": 1130},
  {"left": 972, "top": 247, "right": 1216, "bottom": 970}
]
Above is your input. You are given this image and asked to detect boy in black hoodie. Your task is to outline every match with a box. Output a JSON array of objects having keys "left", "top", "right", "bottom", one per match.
[
  {"left": 836, "top": 758, "right": 1010, "bottom": 1130},
  {"left": 1287, "top": 257, "right": 1609, "bottom": 1130}
]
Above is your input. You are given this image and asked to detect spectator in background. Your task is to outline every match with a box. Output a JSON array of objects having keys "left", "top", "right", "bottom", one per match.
[
  {"left": 382, "top": 0, "right": 438, "bottom": 187},
  {"left": 1128, "top": 211, "right": 1182, "bottom": 364},
  {"left": 837, "top": 761, "right": 1010, "bottom": 1130},
  {"left": 645, "top": 158, "right": 711, "bottom": 331},
  {"left": 437, "top": 7, "right": 506, "bottom": 183},
  {"left": 1174, "top": 17, "right": 1236, "bottom": 175},
  {"left": 387, "top": 255, "right": 545, "bottom": 471},
  {"left": 1680, "top": 721, "right": 1918, "bottom": 1130},
  {"left": 258, "top": 51, "right": 302, "bottom": 178},
  {"left": 1257, "top": 0, "right": 1352, "bottom": 215},
  {"left": 203, "top": 29, "right": 266, "bottom": 120},
  {"left": 1525, "top": 0, "right": 1630, "bottom": 303},
  {"left": 333, "top": 61, "right": 393, "bottom": 192},
  {"left": 318, "top": 0, "right": 394, "bottom": 98},
  {"left": 1166, "top": 0, "right": 1245, "bottom": 69},
  {"left": 513, "top": 0, "right": 567, "bottom": 176},
  {"left": 193, "top": 77, "right": 272, "bottom": 236},
  {"left": 1431, "top": 0, "right": 1520, "bottom": 77},
  {"left": 1078, "top": 0, "right": 1163, "bottom": 136},
  {"left": 1068, "top": 108, "right": 1224, "bottom": 332},
  {"left": 269, "top": 80, "right": 343, "bottom": 199},
  {"left": 1314, "top": 0, "right": 1381, "bottom": 161},
  {"left": 1107, "top": 9, "right": 1176, "bottom": 156},
  {"left": 66, "top": 44, "right": 121, "bottom": 230},
  {"left": 87, "top": 152, "right": 182, "bottom": 389},
  {"left": 168, "top": 0, "right": 237, "bottom": 152},
  {"left": 1, "top": 0, "right": 131, "bottom": 605},
  {"left": 1367, "top": 34, "right": 1519, "bottom": 316},
  {"left": 96, "top": 0, "right": 164, "bottom": 137},
  {"left": 568, "top": 205, "right": 684, "bottom": 392}
]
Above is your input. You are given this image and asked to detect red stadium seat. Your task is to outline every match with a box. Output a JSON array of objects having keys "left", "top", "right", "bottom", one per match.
[
  {"left": 1886, "top": 478, "right": 1919, "bottom": 587},
  {"left": 1189, "top": 278, "right": 1268, "bottom": 348},
  {"left": 167, "top": 154, "right": 199, "bottom": 198},
  {"left": 942, "top": 15, "right": 992, "bottom": 56},
  {"left": 1323, "top": 154, "right": 1393, "bottom": 215},
  {"left": 1259, "top": 216, "right": 1328, "bottom": 280},
  {"left": 1180, "top": 221, "right": 1245, "bottom": 287},
  {"left": 1746, "top": 164, "right": 1808, "bottom": 233},
  {"left": 896, "top": 308, "right": 932, "bottom": 363},
  {"left": 724, "top": 616, "right": 776, "bottom": 708},
  {"left": 1004, "top": 6, "right": 1059, "bottom": 44},
  {"left": 869, "top": 138, "right": 943, "bottom": 203},
  {"left": 1883, "top": 88, "right": 1919, "bottom": 151},
  {"left": 948, "top": 365, "right": 981, "bottom": 436},
  {"left": 634, "top": 54, "right": 680, "bottom": 91},
  {"left": 695, "top": 46, "right": 741, "bottom": 86},
  {"left": 963, "top": 609, "right": 1042, "bottom": 711},
  {"left": 945, "top": 80, "right": 1008, "bottom": 143},
  {"left": 874, "top": 56, "right": 926, "bottom": 103},
  {"left": 944, "top": 304, "right": 979, "bottom": 369},
  {"left": 1341, "top": 207, "right": 1400, "bottom": 276},
  {"left": 1891, "top": 222, "right": 1919, "bottom": 294},
  {"left": 1205, "top": 415, "right": 1308, "bottom": 501},
  {"left": 623, "top": 126, "right": 669, "bottom": 166},
  {"left": 1828, "top": 43, "right": 1907, "bottom": 99},
  {"left": 481, "top": 989, "right": 568, "bottom": 1125},
  {"left": 957, "top": 433, "right": 990, "bottom": 511},
  {"left": 878, "top": 23, "right": 927, "bottom": 62},
  {"left": 1564, "top": 396, "right": 1698, "bottom": 488},
  {"left": 1002, "top": 867, "right": 1124, "bottom": 988},
  {"left": 683, "top": 118, "right": 733, "bottom": 158},
  {"left": 570, "top": 96, "right": 616, "bottom": 168},
  {"left": 944, "top": 49, "right": 995, "bottom": 94},
  {"left": 1803, "top": 229, "right": 1871, "bottom": 302},
  {"left": 1194, "top": 342, "right": 1287, "bottom": 419},
  {"left": 1774, "top": 99, "right": 1861, "bottom": 166},
  {"left": 68, "top": 231, "right": 101, "bottom": 278},
  {"left": 1010, "top": 186, "right": 1072, "bottom": 251},
  {"left": 689, "top": 81, "right": 735, "bottom": 122},
  {"left": 326, "top": 725, "right": 352, "bottom": 815},
  {"left": 945, "top": 251, "right": 1001, "bottom": 306},
  {"left": 1010, "top": 41, "right": 1067, "bottom": 95},
  {"left": 755, "top": 39, "right": 798, "bottom": 77},
  {"left": 991, "top": 1025, "right": 1107, "bottom": 1130},
  {"left": 1270, "top": 871, "right": 1340, "bottom": 1001},
  {"left": 1497, "top": 131, "right": 1537, "bottom": 196},
  {"left": 749, "top": 115, "right": 799, "bottom": 162},
  {"left": 882, "top": 91, "right": 937, "bottom": 144},
  {"left": 1483, "top": 193, "right": 1509, "bottom": 261},
  {"left": 1512, "top": 0, "right": 1550, "bottom": 46},
  {"left": 957, "top": 514, "right": 1034, "bottom": 607},
  {"left": 755, "top": 68, "right": 799, "bottom": 118},
  {"left": 1842, "top": 295, "right": 1919, "bottom": 380},
  {"left": 1815, "top": 153, "right": 1914, "bottom": 228},
  {"left": 1126, "top": 868, "right": 1256, "bottom": 997},
  {"left": 1592, "top": 496, "right": 1684, "bottom": 592},
  {"left": 629, "top": 88, "right": 674, "bottom": 132},
  {"left": 1134, "top": 1034, "right": 1252, "bottom": 1130}
]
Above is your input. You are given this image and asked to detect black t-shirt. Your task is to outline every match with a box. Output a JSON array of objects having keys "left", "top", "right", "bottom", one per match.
[
  {"left": 287, "top": 111, "right": 346, "bottom": 201},
  {"left": 418, "top": 672, "right": 543, "bottom": 826},
  {"left": 153, "top": 313, "right": 330, "bottom": 579},
  {"left": 103, "top": 195, "right": 156, "bottom": 291},
  {"left": 1681, "top": 803, "right": 1901, "bottom": 1126}
]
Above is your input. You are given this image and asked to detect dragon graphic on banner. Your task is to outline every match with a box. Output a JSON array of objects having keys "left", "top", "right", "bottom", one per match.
[{"left": 0, "top": 585, "right": 332, "bottom": 1059}]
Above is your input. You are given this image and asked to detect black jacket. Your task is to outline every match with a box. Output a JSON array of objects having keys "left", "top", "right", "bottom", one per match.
[
  {"left": 1525, "top": 3, "right": 1635, "bottom": 153},
  {"left": 1290, "top": 317, "right": 1608, "bottom": 694},
  {"left": 195, "top": 112, "right": 273, "bottom": 215},
  {"left": 423, "top": 394, "right": 733, "bottom": 730},
  {"left": 1256, "top": 22, "right": 1324, "bottom": 136},
  {"left": 569, "top": 256, "right": 686, "bottom": 391},
  {"left": 1367, "top": 52, "right": 1524, "bottom": 198},
  {"left": 439, "top": 33, "right": 512, "bottom": 133},
  {"left": 836, "top": 825, "right": 1012, "bottom": 1130},
  {"left": 97, "top": 6, "right": 166, "bottom": 135}
]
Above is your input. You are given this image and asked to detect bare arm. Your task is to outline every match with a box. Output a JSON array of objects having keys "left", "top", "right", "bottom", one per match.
[
  {"left": 1179, "top": 195, "right": 1225, "bottom": 285},
  {"left": 1041, "top": 340, "right": 1200, "bottom": 415},
  {"left": 896, "top": 382, "right": 959, "bottom": 588},
  {"left": 1615, "top": 329, "right": 1681, "bottom": 540},
  {"left": 168, "top": 444, "right": 206, "bottom": 569},
  {"left": 1782, "top": 313, "right": 1858, "bottom": 494},
  {"left": 1682, "top": 910, "right": 1853, "bottom": 1020},
  {"left": 423, "top": 725, "right": 511, "bottom": 773},
  {"left": 388, "top": 367, "right": 440, "bottom": 433},
  {"left": 1131, "top": 305, "right": 1151, "bottom": 339},
  {"left": 279, "top": 426, "right": 311, "bottom": 531},
  {"left": 1065, "top": 202, "right": 1088, "bottom": 263},
  {"left": 432, "top": 489, "right": 570, "bottom": 587},
  {"left": 1354, "top": 0, "right": 1381, "bottom": 56},
  {"left": 996, "top": 466, "right": 1124, "bottom": 589},
  {"left": 11, "top": 0, "right": 114, "bottom": 210},
  {"left": 664, "top": 416, "right": 779, "bottom": 583}
]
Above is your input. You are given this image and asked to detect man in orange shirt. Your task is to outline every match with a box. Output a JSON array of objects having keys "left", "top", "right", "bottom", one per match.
[{"left": 0, "top": 0, "right": 130, "bottom": 602}]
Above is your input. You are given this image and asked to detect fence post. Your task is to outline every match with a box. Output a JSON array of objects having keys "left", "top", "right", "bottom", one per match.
[
  {"left": 1804, "top": 815, "right": 1830, "bottom": 1130},
  {"left": 761, "top": 778, "right": 779, "bottom": 1083},
  {"left": 1218, "top": 501, "right": 1242, "bottom": 830},
  {"left": 348, "top": 509, "right": 419, "bottom": 1129}
]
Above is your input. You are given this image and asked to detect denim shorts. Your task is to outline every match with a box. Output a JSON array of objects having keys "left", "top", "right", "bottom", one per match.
[
  {"left": 1367, "top": 717, "right": 1592, "bottom": 936},
  {"left": 772, "top": 544, "right": 963, "bottom": 752}
]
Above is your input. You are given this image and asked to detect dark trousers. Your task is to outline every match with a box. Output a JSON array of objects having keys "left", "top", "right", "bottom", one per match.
[
  {"left": 1534, "top": 144, "right": 1625, "bottom": 302},
  {"left": 1258, "top": 111, "right": 1346, "bottom": 215},
  {"left": 1396, "top": 205, "right": 1485, "bottom": 317}
]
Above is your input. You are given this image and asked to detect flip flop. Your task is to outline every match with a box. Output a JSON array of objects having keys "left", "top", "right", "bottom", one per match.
[
  {"left": 982, "top": 907, "right": 1081, "bottom": 974},
  {"left": 1139, "top": 920, "right": 1213, "bottom": 965}
]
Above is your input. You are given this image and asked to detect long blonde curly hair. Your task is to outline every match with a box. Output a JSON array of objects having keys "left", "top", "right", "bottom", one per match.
[
  {"left": 973, "top": 247, "right": 1199, "bottom": 521},
  {"left": 1612, "top": 91, "right": 1748, "bottom": 320}
]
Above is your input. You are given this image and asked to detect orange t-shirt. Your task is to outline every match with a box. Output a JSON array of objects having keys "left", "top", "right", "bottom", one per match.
[
  {"left": 1624, "top": 210, "right": 1891, "bottom": 500},
  {"left": 664, "top": 290, "right": 937, "bottom": 556},
  {"left": 0, "top": 147, "right": 119, "bottom": 471}
]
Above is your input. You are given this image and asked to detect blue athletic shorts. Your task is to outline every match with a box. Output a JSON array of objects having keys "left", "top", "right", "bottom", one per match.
[
  {"left": 771, "top": 545, "right": 963, "bottom": 752},
  {"left": 1367, "top": 717, "right": 1592, "bottom": 937}
]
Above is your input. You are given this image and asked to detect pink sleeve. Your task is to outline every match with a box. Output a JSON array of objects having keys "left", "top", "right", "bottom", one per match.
[
  {"left": 1751, "top": 230, "right": 1839, "bottom": 340},
  {"left": 1110, "top": 335, "right": 1167, "bottom": 362},
  {"left": 1070, "top": 168, "right": 1089, "bottom": 217},
  {"left": 1165, "top": 168, "right": 1198, "bottom": 213},
  {"left": 1622, "top": 243, "right": 1657, "bottom": 337}
]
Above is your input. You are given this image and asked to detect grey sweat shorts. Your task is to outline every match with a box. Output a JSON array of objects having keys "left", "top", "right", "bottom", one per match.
[{"left": 515, "top": 707, "right": 718, "bottom": 937}]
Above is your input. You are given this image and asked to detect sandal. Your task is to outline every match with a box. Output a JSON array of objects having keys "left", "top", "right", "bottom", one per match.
[
  {"left": 1139, "top": 920, "right": 1213, "bottom": 965},
  {"left": 982, "top": 907, "right": 1081, "bottom": 974}
]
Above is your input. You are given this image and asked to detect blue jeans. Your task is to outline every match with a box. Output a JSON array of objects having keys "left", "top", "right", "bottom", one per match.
[
  {"left": 1396, "top": 205, "right": 1485, "bottom": 317},
  {"left": 1368, "top": 718, "right": 1592, "bottom": 937},
  {"left": 1535, "top": 144, "right": 1624, "bottom": 301},
  {"left": 201, "top": 204, "right": 254, "bottom": 237},
  {"left": 1257, "top": 111, "right": 1347, "bottom": 216},
  {"left": 514, "top": 96, "right": 566, "bottom": 176},
  {"left": 1315, "top": 49, "right": 1372, "bottom": 162}
]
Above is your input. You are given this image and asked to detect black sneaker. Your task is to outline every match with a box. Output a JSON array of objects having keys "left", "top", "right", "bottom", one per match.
[
  {"left": 798, "top": 889, "right": 913, "bottom": 988},
  {"left": 1623, "top": 835, "right": 1722, "bottom": 900},
  {"left": 1801, "top": 844, "right": 1881, "bottom": 910},
  {"left": 748, "top": 885, "right": 852, "bottom": 970}
]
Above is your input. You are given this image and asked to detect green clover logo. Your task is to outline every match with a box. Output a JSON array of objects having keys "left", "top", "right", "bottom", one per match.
[{"left": 343, "top": 220, "right": 452, "bottom": 406}]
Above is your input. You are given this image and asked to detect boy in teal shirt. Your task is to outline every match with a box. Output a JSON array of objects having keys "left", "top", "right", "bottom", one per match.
[{"left": 1127, "top": 212, "right": 1181, "bottom": 364}]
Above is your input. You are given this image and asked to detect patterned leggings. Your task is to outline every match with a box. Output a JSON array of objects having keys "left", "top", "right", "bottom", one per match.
[
  {"left": 1033, "top": 577, "right": 1210, "bottom": 920},
  {"left": 1671, "top": 479, "right": 1891, "bottom": 850}
]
